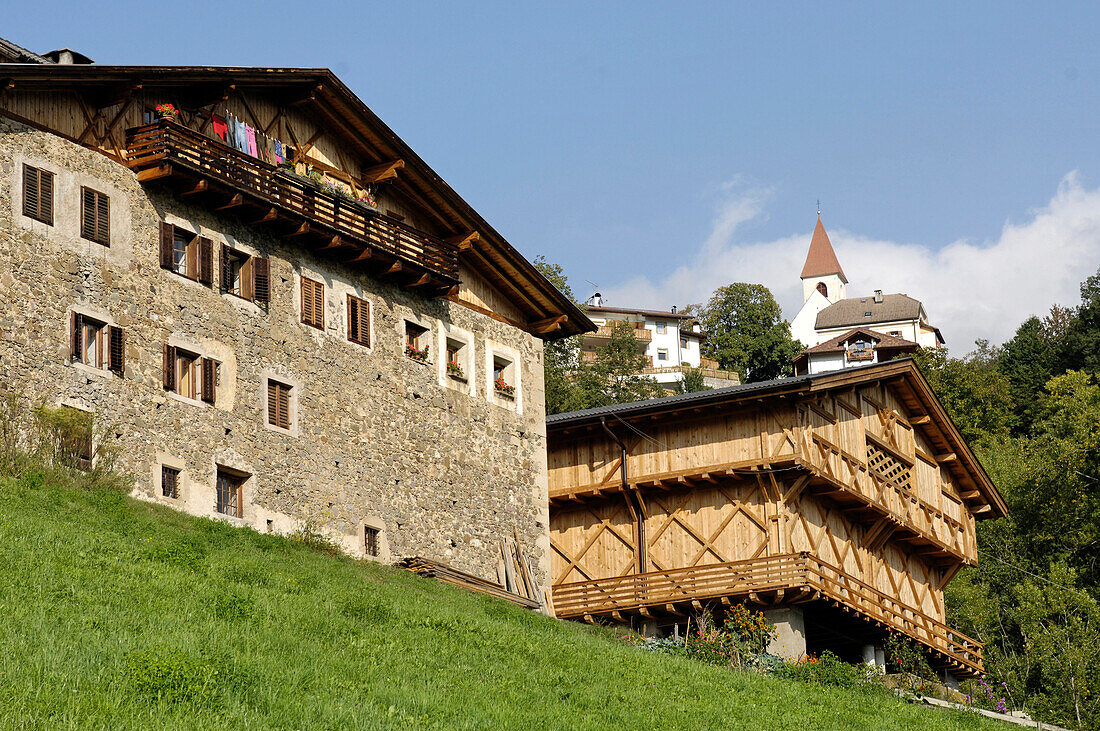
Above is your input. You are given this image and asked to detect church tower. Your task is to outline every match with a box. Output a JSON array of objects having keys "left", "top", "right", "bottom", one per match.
[{"left": 800, "top": 216, "right": 846, "bottom": 304}]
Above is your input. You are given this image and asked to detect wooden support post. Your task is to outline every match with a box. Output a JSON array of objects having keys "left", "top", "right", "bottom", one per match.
[{"left": 214, "top": 194, "right": 243, "bottom": 211}]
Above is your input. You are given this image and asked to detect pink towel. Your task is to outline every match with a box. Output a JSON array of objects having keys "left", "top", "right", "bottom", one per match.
[{"left": 246, "top": 125, "right": 258, "bottom": 157}]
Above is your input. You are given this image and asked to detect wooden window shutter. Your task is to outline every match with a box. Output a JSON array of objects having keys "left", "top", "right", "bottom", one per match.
[
  {"left": 108, "top": 326, "right": 125, "bottom": 376},
  {"left": 314, "top": 281, "right": 324, "bottom": 328},
  {"left": 97, "top": 191, "right": 109, "bottom": 244},
  {"left": 22, "top": 165, "right": 53, "bottom": 225},
  {"left": 70, "top": 312, "right": 84, "bottom": 361},
  {"left": 348, "top": 296, "right": 370, "bottom": 346},
  {"left": 267, "top": 380, "right": 277, "bottom": 425},
  {"left": 253, "top": 257, "right": 270, "bottom": 303},
  {"left": 220, "top": 245, "right": 233, "bottom": 292},
  {"left": 201, "top": 358, "right": 217, "bottom": 405},
  {"left": 347, "top": 295, "right": 358, "bottom": 343},
  {"left": 197, "top": 237, "right": 214, "bottom": 285},
  {"left": 278, "top": 384, "right": 290, "bottom": 430},
  {"left": 163, "top": 344, "right": 176, "bottom": 391},
  {"left": 80, "top": 187, "right": 109, "bottom": 245},
  {"left": 159, "top": 222, "right": 174, "bottom": 269},
  {"left": 22, "top": 165, "right": 38, "bottom": 221},
  {"left": 300, "top": 279, "right": 310, "bottom": 325}
]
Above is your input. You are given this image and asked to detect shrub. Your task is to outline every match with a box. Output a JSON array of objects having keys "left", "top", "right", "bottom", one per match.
[
  {"left": 123, "top": 648, "right": 234, "bottom": 705},
  {"left": 777, "top": 651, "right": 865, "bottom": 689},
  {"left": 961, "top": 677, "right": 1011, "bottom": 714},
  {"left": 685, "top": 606, "right": 778, "bottom": 668},
  {"left": 290, "top": 518, "right": 341, "bottom": 556},
  {"left": 885, "top": 631, "right": 936, "bottom": 681}
]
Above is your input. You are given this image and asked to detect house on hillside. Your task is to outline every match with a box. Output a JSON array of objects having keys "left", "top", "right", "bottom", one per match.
[
  {"left": 793, "top": 327, "right": 919, "bottom": 375},
  {"left": 0, "top": 38, "right": 593, "bottom": 584},
  {"left": 789, "top": 217, "right": 944, "bottom": 366},
  {"left": 546, "top": 359, "right": 1005, "bottom": 682},
  {"left": 583, "top": 298, "right": 740, "bottom": 391}
]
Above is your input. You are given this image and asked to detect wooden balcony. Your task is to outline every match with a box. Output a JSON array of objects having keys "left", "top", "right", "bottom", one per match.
[
  {"left": 585, "top": 324, "right": 653, "bottom": 344},
  {"left": 552, "top": 552, "right": 984, "bottom": 676},
  {"left": 124, "top": 120, "right": 459, "bottom": 291}
]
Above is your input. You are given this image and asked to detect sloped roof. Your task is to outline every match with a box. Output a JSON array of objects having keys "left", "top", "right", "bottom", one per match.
[
  {"left": 0, "top": 62, "right": 594, "bottom": 340},
  {"left": 587, "top": 305, "right": 694, "bottom": 321},
  {"left": 0, "top": 37, "right": 52, "bottom": 64},
  {"left": 816, "top": 293, "right": 923, "bottom": 329},
  {"left": 800, "top": 216, "right": 847, "bottom": 282},
  {"left": 547, "top": 358, "right": 1007, "bottom": 519},
  {"left": 801, "top": 327, "right": 918, "bottom": 355}
]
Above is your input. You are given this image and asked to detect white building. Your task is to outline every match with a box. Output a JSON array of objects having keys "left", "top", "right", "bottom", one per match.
[
  {"left": 790, "top": 217, "right": 944, "bottom": 363},
  {"left": 792, "top": 327, "right": 919, "bottom": 375},
  {"left": 581, "top": 298, "right": 739, "bottom": 391}
]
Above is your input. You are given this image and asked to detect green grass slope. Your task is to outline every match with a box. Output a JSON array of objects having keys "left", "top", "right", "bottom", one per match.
[{"left": 0, "top": 473, "right": 1004, "bottom": 730}]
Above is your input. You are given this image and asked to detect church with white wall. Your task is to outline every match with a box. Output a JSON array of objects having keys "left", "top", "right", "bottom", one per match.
[{"left": 790, "top": 216, "right": 943, "bottom": 374}]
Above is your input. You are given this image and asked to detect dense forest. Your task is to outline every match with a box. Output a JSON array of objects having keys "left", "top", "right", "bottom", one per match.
[
  {"left": 536, "top": 257, "right": 1100, "bottom": 729},
  {"left": 917, "top": 270, "right": 1100, "bottom": 730}
]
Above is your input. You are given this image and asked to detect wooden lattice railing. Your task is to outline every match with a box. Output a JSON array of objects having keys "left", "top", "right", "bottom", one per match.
[
  {"left": 124, "top": 120, "right": 459, "bottom": 282},
  {"left": 552, "top": 552, "right": 983, "bottom": 674},
  {"left": 803, "top": 432, "right": 973, "bottom": 560}
]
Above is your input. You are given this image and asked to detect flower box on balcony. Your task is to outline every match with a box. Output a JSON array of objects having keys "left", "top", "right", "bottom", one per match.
[
  {"left": 446, "top": 362, "right": 465, "bottom": 380},
  {"left": 406, "top": 344, "right": 430, "bottom": 364},
  {"left": 494, "top": 376, "right": 515, "bottom": 398}
]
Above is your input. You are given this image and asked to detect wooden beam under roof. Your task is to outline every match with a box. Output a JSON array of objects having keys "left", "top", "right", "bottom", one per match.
[
  {"left": 446, "top": 231, "right": 480, "bottom": 251},
  {"left": 362, "top": 159, "right": 404, "bottom": 183}
]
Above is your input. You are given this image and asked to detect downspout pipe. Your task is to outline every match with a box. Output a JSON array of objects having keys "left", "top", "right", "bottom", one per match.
[{"left": 601, "top": 417, "right": 646, "bottom": 574}]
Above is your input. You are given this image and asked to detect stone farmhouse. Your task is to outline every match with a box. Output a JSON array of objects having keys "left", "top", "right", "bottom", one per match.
[
  {"left": 547, "top": 359, "right": 1006, "bottom": 681},
  {"left": 0, "top": 40, "right": 593, "bottom": 584}
]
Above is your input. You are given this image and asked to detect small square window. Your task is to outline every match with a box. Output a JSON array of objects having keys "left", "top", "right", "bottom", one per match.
[
  {"left": 216, "top": 467, "right": 246, "bottom": 518},
  {"left": 162, "top": 466, "right": 180, "bottom": 499},
  {"left": 493, "top": 355, "right": 516, "bottom": 398},
  {"left": 655, "top": 322, "right": 666, "bottom": 334},
  {"left": 657, "top": 349, "right": 669, "bottom": 361},
  {"left": 680, "top": 337, "right": 688, "bottom": 349},
  {"left": 864, "top": 311, "right": 872, "bottom": 317},
  {"left": 80, "top": 187, "right": 110, "bottom": 246},
  {"left": 365, "top": 526, "right": 380, "bottom": 557},
  {"left": 446, "top": 338, "right": 466, "bottom": 380},
  {"left": 160, "top": 223, "right": 213, "bottom": 285},
  {"left": 405, "top": 321, "right": 429, "bottom": 361}
]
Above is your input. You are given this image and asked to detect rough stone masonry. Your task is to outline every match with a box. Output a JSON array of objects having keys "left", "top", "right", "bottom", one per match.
[{"left": 0, "top": 117, "right": 552, "bottom": 584}]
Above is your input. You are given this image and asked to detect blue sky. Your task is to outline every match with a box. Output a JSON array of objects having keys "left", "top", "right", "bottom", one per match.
[{"left": 10, "top": 2, "right": 1100, "bottom": 347}]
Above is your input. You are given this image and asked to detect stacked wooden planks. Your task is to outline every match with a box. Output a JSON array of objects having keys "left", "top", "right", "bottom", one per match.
[
  {"left": 495, "top": 528, "right": 552, "bottom": 616},
  {"left": 398, "top": 551, "right": 543, "bottom": 612}
]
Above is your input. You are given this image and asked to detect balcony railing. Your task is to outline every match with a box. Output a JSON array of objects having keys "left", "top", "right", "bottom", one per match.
[
  {"left": 586, "top": 324, "right": 653, "bottom": 343},
  {"left": 552, "top": 552, "right": 983, "bottom": 675},
  {"left": 124, "top": 120, "right": 459, "bottom": 286}
]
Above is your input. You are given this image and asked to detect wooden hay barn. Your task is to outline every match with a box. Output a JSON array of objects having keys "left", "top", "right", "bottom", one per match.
[{"left": 546, "top": 359, "right": 1006, "bottom": 679}]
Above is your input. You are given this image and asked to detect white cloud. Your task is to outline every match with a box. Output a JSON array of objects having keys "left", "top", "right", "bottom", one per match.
[{"left": 601, "top": 173, "right": 1100, "bottom": 351}]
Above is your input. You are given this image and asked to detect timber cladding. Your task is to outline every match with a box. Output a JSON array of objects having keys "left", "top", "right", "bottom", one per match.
[
  {"left": 0, "top": 114, "right": 553, "bottom": 585},
  {"left": 546, "top": 360, "right": 1005, "bottom": 676}
]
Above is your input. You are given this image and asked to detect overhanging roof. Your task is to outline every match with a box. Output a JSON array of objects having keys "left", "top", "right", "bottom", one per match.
[
  {"left": 0, "top": 63, "right": 593, "bottom": 340},
  {"left": 547, "top": 359, "right": 1007, "bottom": 519}
]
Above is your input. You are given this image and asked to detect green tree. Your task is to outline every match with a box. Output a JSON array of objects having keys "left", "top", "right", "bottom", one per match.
[
  {"left": 533, "top": 257, "right": 662, "bottom": 413},
  {"left": 912, "top": 343, "right": 1014, "bottom": 444},
  {"left": 696, "top": 283, "right": 802, "bottom": 383},
  {"left": 573, "top": 321, "right": 663, "bottom": 408},
  {"left": 675, "top": 366, "right": 710, "bottom": 394},
  {"left": 1061, "top": 268, "right": 1100, "bottom": 374},
  {"left": 1000, "top": 313, "right": 1068, "bottom": 435},
  {"left": 533, "top": 256, "right": 585, "bottom": 414}
]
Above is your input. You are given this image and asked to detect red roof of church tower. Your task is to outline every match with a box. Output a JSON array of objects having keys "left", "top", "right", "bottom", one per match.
[{"left": 800, "top": 216, "right": 847, "bottom": 282}]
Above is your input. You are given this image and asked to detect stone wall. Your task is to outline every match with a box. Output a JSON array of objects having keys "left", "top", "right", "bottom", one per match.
[{"left": 0, "top": 117, "right": 551, "bottom": 585}]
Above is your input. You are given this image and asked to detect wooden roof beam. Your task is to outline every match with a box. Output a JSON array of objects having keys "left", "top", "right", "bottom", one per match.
[
  {"left": 363, "top": 159, "right": 405, "bottom": 183},
  {"left": 447, "top": 231, "right": 480, "bottom": 251},
  {"left": 530, "top": 315, "right": 567, "bottom": 334}
]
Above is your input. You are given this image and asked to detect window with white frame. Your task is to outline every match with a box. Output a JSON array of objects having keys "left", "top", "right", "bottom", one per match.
[
  {"left": 446, "top": 338, "right": 467, "bottom": 380},
  {"left": 657, "top": 348, "right": 669, "bottom": 361},
  {"left": 655, "top": 321, "right": 666, "bottom": 334},
  {"left": 492, "top": 355, "right": 516, "bottom": 398}
]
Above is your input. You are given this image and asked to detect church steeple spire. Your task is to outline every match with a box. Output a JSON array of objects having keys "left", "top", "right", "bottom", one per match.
[
  {"left": 799, "top": 216, "right": 848, "bottom": 305},
  {"left": 800, "top": 216, "right": 847, "bottom": 283}
]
